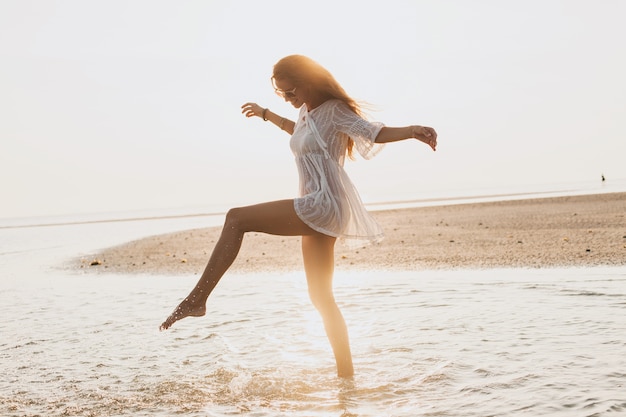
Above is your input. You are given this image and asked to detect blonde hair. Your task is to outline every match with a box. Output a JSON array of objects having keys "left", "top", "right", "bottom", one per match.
[{"left": 272, "top": 55, "right": 361, "bottom": 158}]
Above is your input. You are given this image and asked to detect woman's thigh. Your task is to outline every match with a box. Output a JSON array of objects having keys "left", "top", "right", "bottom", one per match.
[
  {"left": 302, "top": 234, "right": 337, "bottom": 303},
  {"left": 228, "top": 199, "right": 320, "bottom": 237}
]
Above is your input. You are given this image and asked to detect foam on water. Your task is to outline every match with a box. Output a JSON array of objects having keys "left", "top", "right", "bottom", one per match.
[{"left": 2, "top": 266, "right": 626, "bottom": 416}]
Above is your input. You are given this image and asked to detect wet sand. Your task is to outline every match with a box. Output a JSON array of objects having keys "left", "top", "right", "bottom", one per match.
[{"left": 77, "top": 192, "right": 626, "bottom": 274}]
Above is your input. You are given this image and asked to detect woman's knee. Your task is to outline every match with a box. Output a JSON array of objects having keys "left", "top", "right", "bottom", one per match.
[
  {"left": 308, "top": 287, "right": 336, "bottom": 312},
  {"left": 224, "top": 207, "right": 248, "bottom": 233}
]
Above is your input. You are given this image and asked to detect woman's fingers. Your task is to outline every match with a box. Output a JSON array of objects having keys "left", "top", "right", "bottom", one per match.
[
  {"left": 241, "top": 102, "right": 261, "bottom": 117},
  {"left": 411, "top": 125, "right": 437, "bottom": 151}
]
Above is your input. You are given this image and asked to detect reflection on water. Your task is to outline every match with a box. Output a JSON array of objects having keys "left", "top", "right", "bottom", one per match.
[{"left": 2, "top": 266, "right": 626, "bottom": 416}]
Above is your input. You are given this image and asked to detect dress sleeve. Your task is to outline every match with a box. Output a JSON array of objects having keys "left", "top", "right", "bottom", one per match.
[{"left": 331, "top": 101, "right": 385, "bottom": 160}]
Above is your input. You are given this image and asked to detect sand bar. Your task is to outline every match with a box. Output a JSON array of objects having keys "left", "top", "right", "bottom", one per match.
[{"left": 76, "top": 192, "right": 626, "bottom": 274}]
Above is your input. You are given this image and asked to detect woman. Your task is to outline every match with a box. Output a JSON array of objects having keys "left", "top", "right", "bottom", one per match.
[{"left": 160, "top": 55, "right": 437, "bottom": 378}]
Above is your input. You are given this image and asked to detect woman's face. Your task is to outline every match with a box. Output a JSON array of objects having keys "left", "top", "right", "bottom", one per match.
[{"left": 273, "top": 78, "right": 304, "bottom": 109}]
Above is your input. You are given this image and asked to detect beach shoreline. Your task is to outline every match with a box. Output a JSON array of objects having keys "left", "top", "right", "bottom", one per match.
[{"left": 75, "top": 192, "right": 626, "bottom": 275}]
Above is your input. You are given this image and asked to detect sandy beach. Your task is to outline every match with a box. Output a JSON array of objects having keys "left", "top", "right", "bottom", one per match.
[{"left": 77, "top": 192, "right": 626, "bottom": 274}]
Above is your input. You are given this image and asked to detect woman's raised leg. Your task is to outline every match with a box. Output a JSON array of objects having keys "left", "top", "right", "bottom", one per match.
[
  {"left": 160, "top": 199, "right": 315, "bottom": 330},
  {"left": 302, "top": 234, "right": 354, "bottom": 378}
]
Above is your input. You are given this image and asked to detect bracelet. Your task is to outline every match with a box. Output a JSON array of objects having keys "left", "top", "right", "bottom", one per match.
[
  {"left": 262, "top": 108, "right": 268, "bottom": 121},
  {"left": 279, "top": 117, "right": 285, "bottom": 130}
]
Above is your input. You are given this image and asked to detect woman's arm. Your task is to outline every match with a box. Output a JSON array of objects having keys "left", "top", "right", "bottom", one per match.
[
  {"left": 241, "top": 102, "right": 295, "bottom": 135},
  {"left": 375, "top": 125, "right": 437, "bottom": 151}
]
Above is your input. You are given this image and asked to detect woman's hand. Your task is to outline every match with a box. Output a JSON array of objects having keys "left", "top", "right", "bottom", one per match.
[
  {"left": 241, "top": 102, "right": 294, "bottom": 134},
  {"left": 412, "top": 125, "right": 437, "bottom": 151},
  {"left": 241, "top": 102, "right": 265, "bottom": 119}
]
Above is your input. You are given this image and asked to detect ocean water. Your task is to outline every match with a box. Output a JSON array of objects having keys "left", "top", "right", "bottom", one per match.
[{"left": 1, "top": 183, "right": 626, "bottom": 416}]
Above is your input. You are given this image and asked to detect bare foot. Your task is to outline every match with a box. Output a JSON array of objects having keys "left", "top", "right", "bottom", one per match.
[{"left": 159, "top": 296, "right": 206, "bottom": 331}]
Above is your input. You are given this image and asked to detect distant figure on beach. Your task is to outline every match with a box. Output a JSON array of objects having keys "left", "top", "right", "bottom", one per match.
[
  {"left": 602, "top": 174, "right": 606, "bottom": 182},
  {"left": 160, "top": 55, "right": 437, "bottom": 377}
]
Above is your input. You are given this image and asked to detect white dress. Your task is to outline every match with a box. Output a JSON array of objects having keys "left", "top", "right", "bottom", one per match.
[{"left": 290, "top": 99, "right": 385, "bottom": 248}]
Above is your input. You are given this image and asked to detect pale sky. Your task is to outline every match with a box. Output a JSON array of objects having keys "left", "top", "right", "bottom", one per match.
[{"left": 1, "top": 0, "right": 625, "bottom": 219}]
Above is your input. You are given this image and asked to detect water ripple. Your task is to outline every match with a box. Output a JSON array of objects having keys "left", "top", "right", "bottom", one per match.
[{"left": 2, "top": 268, "right": 626, "bottom": 416}]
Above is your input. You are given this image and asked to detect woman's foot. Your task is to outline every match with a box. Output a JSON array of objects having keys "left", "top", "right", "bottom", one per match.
[{"left": 159, "top": 296, "right": 206, "bottom": 331}]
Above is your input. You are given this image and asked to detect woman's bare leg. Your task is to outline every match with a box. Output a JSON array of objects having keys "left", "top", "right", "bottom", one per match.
[
  {"left": 160, "top": 199, "right": 315, "bottom": 330},
  {"left": 302, "top": 234, "right": 354, "bottom": 378}
]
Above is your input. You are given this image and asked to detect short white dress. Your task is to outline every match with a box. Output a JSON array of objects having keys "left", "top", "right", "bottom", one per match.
[{"left": 290, "top": 99, "right": 385, "bottom": 248}]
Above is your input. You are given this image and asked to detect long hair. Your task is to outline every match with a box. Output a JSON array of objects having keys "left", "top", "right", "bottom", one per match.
[{"left": 272, "top": 55, "right": 362, "bottom": 158}]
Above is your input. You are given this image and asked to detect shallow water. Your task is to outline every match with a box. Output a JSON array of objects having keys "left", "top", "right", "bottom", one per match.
[{"left": 1, "top": 217, "right": 625, "bottom": 416}]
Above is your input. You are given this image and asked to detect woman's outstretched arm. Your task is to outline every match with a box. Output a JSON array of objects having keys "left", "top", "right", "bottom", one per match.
[
  {"left": 375, "top": 125, "right": 437, "bottom": 151},
  {"left": 241, "top": 102, "right": 295, "bottom": 135}
]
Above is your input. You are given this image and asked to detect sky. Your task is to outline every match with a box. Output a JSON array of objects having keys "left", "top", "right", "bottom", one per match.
[{"left": 1, "top": 0, "right": 625, "bottom": 219}]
